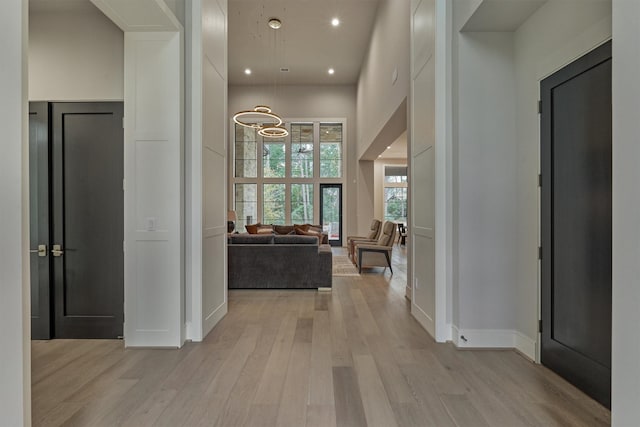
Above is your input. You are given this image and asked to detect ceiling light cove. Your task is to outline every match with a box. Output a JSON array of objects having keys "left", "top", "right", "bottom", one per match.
[
  {"left": 244, "top": 68, "right": 252, "bottom": 75},
  {"left": 328, "top": 68, "right": 335, "bottom": 75},
  {"left": 331, "top": 17, "right": 340, "bottom": 27}
]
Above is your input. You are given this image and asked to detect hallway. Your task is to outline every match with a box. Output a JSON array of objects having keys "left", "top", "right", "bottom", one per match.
[{"left": 31, "top": 248, "right": 609, "bottom": 426}]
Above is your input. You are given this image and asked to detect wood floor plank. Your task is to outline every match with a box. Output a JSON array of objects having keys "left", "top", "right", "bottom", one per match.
[
  {"left": 182, "top": 325, "right": 260, "bottom": 425},
  {"left": 251, "top": 313, "right": 298, "bottom": 405},
  {"left": 309, "top": 310, "right": 334, "bottom": 406},
  {"left": 332, "top": 366, "right": 368, "bottom": 427},
  {"left": 440, "top": 393, "right": 490, "bottom": 427},
  {"left": 305, "top": 404, "right": 337, "bottom": 427},
  {"left": 274, "top": 339, "right": 312, "bottom": 427},
  {"left": 353, "top": 354, "right": 398, "bottom": 427}
]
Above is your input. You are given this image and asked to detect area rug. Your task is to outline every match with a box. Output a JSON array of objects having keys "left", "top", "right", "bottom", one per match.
[{"left": 332, "top": 255, "right": 360, "bottom": 276}]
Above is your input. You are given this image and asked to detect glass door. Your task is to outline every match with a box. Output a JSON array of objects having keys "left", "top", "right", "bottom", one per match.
[{"left": 320, "top": 184, "right": 342, "bottom": 246}]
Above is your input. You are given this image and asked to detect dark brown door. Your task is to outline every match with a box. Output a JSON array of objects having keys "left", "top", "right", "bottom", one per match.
[
  {"left": 51, "top": 102, "right": 124, "bottom": 339},
  {"left": 540, "top": 41, "right": 612, "bottom": 408},
  {"left": 29, "top": 102, "right": 52, "bottom": 340}
]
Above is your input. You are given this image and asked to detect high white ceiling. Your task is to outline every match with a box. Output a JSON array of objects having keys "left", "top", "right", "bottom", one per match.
[{"left": 228, "top": 0, "right": 380, "bottom": 86}]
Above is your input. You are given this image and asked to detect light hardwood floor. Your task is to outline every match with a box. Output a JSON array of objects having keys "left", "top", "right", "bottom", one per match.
[{"left": 32, "top": 247, "right": 610, "bottom": 426}]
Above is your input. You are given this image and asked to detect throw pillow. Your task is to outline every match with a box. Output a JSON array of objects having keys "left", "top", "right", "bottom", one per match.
[
  {"left": 294, "top": 226, "right": 322, "bottom": 243},
  {"left": 245, "top": 224, "right": 259, "bottom": 234}
]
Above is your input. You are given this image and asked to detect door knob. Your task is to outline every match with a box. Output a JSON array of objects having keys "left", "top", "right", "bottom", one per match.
[
  {"left": 52, "top": 244, "right": 64, "bottom": 257},
  {"left": 29, "top": 244, "right": 47, "bottom": 257}
]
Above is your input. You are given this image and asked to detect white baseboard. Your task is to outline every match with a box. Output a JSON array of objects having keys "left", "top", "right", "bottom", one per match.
[
  {"left": 514, "top": 331, "right": 536, "bottom": 361},
  {"left": 451, "top": 326, "right": 536, "bottom": 361},
  {"left": 411, "top": 302, "right": 435, "bottom": 339},
  {"left": 405, "top": 285, "right": 412, "bottom": 300},
  {"left": 202, "top": 301, "right": 227, "bottom": 340}
]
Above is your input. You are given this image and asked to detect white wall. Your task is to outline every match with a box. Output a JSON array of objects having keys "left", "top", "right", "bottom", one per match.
[
  {"left": 357, "top": 0, "right": 410, "bottom": 159},
  {"left": 611, "top": 0, "right": 640, "bottom": 424},
  {"left": 228, "top": 84, "right": 358, "bottom": 237},
  {"left": 0, "top": 1, "right": 30, "bottom": 424},
  {"left": 513, "top": 0, "right": 612, "bottom": 345},
  {"left": 29, "top": 5, "right": 124, "bottom": 101},
  {"left": 454, "top": 32, "right": 517, "bottom": 334}
]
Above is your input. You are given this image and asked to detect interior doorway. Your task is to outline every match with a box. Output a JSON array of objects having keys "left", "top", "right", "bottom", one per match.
[
  {"left": 540, "top": 41, "right": 612, "bottom": 408},
  {"left": 29, "top": 102, "right": 125, "bottom": 339}
]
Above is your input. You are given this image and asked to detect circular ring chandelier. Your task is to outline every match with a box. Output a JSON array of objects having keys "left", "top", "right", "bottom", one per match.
[
  {"left": 258, "top": 125, "right": 289, "bottom": 138},
  {"left": 233, "top": 105, "right": 283, "bottom": 129}
]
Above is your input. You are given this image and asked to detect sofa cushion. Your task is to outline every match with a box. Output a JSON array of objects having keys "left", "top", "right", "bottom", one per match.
[
  {"left": 229, "top": 234, "right": 274, "bottom": 244},
  {"left": 273, "top": 235, "right": 318, "bottom": 245}
]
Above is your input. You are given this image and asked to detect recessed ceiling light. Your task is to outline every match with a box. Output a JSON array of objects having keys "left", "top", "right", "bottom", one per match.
[
  {"left": 331, "top": 18, "right": 340, "bottom": 27},
  {"left": 386, "top": 146, "right": 391, "bottom": 149},
  {"left": 244, "top": 68, "right": 252, "bottom": 75},
  {"left": 268, "top": 18, "right": 282, "bottom": 29},
  {"left": 328, "top": 68, "right": 335, "bottom": 75}
]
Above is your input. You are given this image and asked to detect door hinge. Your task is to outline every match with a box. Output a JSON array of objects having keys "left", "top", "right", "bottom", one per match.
[
  {"left": 538, "top": 174, "right": 542, "bottom": 188},
  {"left": 122, "top": 116, "right": 125, "bottom": 129},
  {"left": 538, "top": 100, "right": 542, "bottom": 114},
  {"left": 538, "top": 246, "right": 543, "bottom": 260},
  {"left": 123, "top": 241, "right": 126, "bottom": 253},
  {"left": 122, "top": 178, "right": 126, "bottom": 191},
  {"left": 538, "top": 319, "right": 543, "bottom": 333}
]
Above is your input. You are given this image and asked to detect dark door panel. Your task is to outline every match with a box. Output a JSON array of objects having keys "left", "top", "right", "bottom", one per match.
[
  {"left": 540, "top": 41, "right": 612, "bottom": 408},
  {"left": 29, "top": 102, "right": 52, "bottom": 340},
  {"left": 51, "top": 102, "right": 124, "bottom": 339}
]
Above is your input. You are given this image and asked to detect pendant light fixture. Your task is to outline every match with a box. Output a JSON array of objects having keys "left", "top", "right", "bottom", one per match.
[{"left": 233, "top": 17, "right": 288, "bottom": 138}]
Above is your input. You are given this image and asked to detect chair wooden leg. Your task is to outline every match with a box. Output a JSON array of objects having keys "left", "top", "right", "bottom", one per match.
[{"left": 385, "top": 252, "right": 393, "bottom": 274}]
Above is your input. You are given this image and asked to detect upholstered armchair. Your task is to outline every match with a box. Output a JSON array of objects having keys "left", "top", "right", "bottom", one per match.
[
  {"left": 354, "top": 221, "right": 397, "bottom": 274},
  {"left": 347, "top": 219, "right": 382, "bottom": 259}
]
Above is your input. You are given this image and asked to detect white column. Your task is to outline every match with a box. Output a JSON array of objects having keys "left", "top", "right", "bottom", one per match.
[
  {"left": 123, "top": 31, "right": 184, "bottom": 347},
  {"left": 0, "top": 0, "right": 30, "bottom": 424},
  {"left": 612, "top": 0, "right": 640, "bottom": 424}
]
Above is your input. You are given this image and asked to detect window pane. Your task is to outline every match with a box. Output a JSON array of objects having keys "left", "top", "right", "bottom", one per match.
[
  {"left": 320, "top": 124, "right": 342, "bottom": 178},
  {"left": 320, "top": 143, "right": 341, "bottom": 178},
  {"left": 235, "top": 124, "right": 257, "bottom": 178},
  {"left": 291, "top": 184, "right": 313, "bottom": 224},
  {"left": 263, "top": 142, "right": 286, "bottom": 178},
  {"left": 384, "top": 187, "right": 407, "bottom": 223},
  {"left": 320, "top": 123, "right": 342, "bottom": 142},
  {"left": 263, "top": 183, "right": 286, "bottom": 225},
  {"left": 291, "top": 123, "right": 314, "bottom": 178},
  {"left": 235, "top": 183, "right": 257, "bottom": 230}
]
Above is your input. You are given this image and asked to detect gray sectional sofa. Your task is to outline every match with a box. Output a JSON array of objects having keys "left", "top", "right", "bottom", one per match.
[{"left": 227, "top": 234, "right": 332, "bottom": 289}]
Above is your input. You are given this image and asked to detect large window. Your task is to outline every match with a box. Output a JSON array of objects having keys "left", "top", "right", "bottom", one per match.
[
  {"left": 291, "top": 123, "right": 314, "bottom": 178},
  {"left": 263, "top": 140, "right": 286, "bottom": 178},
  {"left": 263, "top": 184, "right": 285, "bottom": 224},
  {"left": 384, "top": 166, "right": 408, "bottom": 224},
  {"left": 320, "top": 123, "right": 342, "bottom": 178},
  {"left": 291, "top": 184, "right": 313, "bottom": 224},
  {"left": 234, "top": 183, "right": 257, "bottom": 230},
  {"left": 232, "top": 120, "right": 345, "bottom": 228},
  {"left": 235, "top": 126, "right": 257, "bottom": 178}
]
